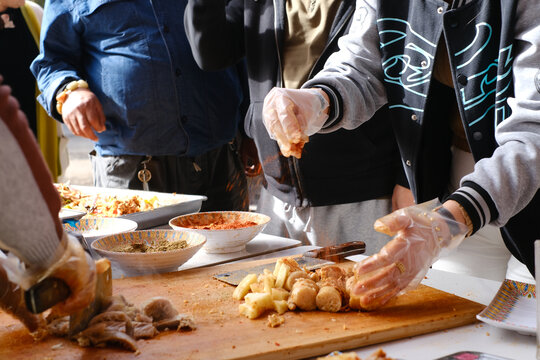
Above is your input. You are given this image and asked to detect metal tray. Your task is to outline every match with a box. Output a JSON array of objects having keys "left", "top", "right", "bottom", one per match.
[{"left": 60, "top": 185, "right": 207, "bottom": 229}]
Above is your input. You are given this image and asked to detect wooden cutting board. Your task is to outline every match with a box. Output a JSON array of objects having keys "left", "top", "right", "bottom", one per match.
[{"left": 0, "top": 258, "right": 485, "bottom": 360}]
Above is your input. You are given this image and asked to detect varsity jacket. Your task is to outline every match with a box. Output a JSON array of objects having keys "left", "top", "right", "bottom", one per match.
[
  {"left": 185, "top": 0, "right": 402, "bottom": 207},
  {"left": 305, "top": 0, "right": 540, "bottom": 274}
]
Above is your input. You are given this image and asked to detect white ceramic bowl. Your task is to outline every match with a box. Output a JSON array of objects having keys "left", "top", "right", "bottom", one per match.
[
  {"left": 91, "top": 229, "right": 206, "bottom": 275},
  {"left": 169, "top": 211, "right": 270, "bottom": 254},
  {"left": 63, "top": 217, "right": 138, "bottom": 244}
]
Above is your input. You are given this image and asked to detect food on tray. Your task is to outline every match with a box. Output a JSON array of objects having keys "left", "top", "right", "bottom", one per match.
[
  {"left": 55, "top": 183, "right": 160, "bottom": 217},
  {"left": 234, "top": 257, "right": 354, "bottom": 319},
  {"left": 46, "top": 295, "right": 195, "bottom": 352},
  {"left": 110, "top": 239, "right": 188, "bottom": 253}
]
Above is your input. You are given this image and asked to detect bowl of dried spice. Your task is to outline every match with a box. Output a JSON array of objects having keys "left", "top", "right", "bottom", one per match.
[{"left": 91, "top": 229, "right": 206, "bottom": 275}]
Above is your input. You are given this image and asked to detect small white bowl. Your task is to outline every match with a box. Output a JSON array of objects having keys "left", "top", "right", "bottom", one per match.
[
  {"left": 91, "top": 229, "right": 206, "bottom": 275},
  {"left": 63, "top": 217, "right": 138, "bottom": 244},
  {"left": 169, "top": 211, "right": 270, "bottom": 254}
]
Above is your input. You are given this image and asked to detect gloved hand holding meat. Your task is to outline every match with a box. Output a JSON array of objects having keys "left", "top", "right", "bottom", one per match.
[
  {"left": 349, "top": 200, "right": 470, "bottom": 310},
  {"left": 262, "top": 87, "right": 329, "bottom": 158},
  {"left": 0, "top": 75, "right": 96, "bottom": 333}
]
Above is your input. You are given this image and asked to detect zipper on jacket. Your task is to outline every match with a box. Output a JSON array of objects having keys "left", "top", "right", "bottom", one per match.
[
  {"left": 273, "top": 0, "right": 284, "bottom": 88},
  {"left": 273, "top": 0, "right": 307, "bottom": 206}
]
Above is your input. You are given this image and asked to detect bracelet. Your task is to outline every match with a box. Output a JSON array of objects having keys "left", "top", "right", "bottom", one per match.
[
  {"left": 55, "top": 79, "right": 89, "bottom": 115},
  {"left": 455, "top": 203, "right": 473, "bottom": 237}
]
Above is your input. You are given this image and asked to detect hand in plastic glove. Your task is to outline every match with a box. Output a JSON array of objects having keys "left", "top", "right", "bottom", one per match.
[
  {"left": 262, "top": 87, "right": 329, "bottom": 158},
  {"left": 0, "top": 259, "right": 47, "bottom": 338},
  {"left": 349, "top": 199, "right": 469, "bottom": 310},
  {"left": 44, "top": 233, "right": 97, "bottom": 314}
]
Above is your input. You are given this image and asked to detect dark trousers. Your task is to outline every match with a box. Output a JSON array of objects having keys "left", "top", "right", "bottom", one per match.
[{"left": 90, "top": 141, "right": 249, "bottom": 212}]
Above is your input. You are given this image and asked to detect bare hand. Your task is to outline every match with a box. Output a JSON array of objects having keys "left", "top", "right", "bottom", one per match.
[
  {"left": 391, "top": 184, "right": 415, "bottom": 211},
  {"left": 62, "top": 88, "right": 105, "bottom": 141}
]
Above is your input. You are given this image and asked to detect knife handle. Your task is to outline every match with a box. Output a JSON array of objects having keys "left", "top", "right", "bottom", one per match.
[
  {"left": 24, "top": 277, "right": 71, "bottom": 314},
  {"left": 303, "top": 241, "right": 366, "bottom": 262}
]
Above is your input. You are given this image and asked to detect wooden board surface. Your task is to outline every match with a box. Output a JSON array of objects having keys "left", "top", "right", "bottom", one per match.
[{"left": 0, "top": 258, "right": 485, "bottom": 360}]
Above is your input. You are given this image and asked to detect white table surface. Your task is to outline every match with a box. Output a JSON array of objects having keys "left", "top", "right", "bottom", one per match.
[
  {"left": 239, "top": 247, "right": 536, "bottom": 360},
  {"left": 110, "top": 233, "right": 301, "bottom": 279}
]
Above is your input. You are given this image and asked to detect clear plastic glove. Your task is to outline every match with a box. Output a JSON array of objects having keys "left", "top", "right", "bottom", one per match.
[
  {"left": 0, "top": 256, "right": 47, "bottom": 338},
  {"left": 39, "top": 233, "right": 97, "bottom": 314},
  {"left": 2, "top": 233, "right": 96, "bottom": 315},
  {"left": 262, "top": 87, "right": 329, "bottom": 158},
  {"left": 349, "top": 199, "right": 469, "bottom": 310}
]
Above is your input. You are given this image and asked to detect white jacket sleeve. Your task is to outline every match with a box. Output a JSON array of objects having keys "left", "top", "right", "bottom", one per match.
[
  {"left": 459, "top": 0, "right": 540, "bottom": 226},
  {"left": 303, "top": 0, "right": 387, "bottom": 133},
  {"left": 0, "top": 90, "right": 65, "bottom": 272}
]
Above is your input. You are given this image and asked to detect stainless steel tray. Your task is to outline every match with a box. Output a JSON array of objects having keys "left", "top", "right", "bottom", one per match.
[{"left": 60, "top": 185, "right": 207, "bottom": 229}]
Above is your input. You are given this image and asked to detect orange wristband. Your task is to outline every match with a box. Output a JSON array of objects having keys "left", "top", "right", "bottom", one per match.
[{"left": 55, "top": 79, "right": 89, "bottom": 115}]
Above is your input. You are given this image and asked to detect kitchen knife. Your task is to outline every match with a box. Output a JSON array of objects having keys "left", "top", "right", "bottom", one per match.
[
  {"left": 68, "top": 258, "right": 112, "bottom": 337},
  {"left": 213, "top": 241, "right": 365, "bottom": 286}
]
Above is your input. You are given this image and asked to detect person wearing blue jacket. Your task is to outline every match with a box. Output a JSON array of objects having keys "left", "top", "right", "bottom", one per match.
[{"left": 31, "top": 0, "right": 249, "bottom": 211}]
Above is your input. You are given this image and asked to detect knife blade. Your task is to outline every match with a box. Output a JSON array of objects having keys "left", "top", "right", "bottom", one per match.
[
  {"left": 68, "top": 258, "right": 112, "bottom": 337},
  {"left": 213, "top": 241, "right": 365, "bottom": 286}
]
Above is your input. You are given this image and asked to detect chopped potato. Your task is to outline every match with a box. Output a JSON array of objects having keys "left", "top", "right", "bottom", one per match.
[
  {"left": 232, "top": 273, "right": 258, "bottom": 300},
  {"left": 273, "top": 300, "right": 288, "bottom": 315},
  {"left": 271, "top": 288, "right": 290, "bottom": 301}
]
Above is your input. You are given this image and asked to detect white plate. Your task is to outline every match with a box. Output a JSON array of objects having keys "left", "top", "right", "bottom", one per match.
[
  {"left": 59, "top": 208, "right": 87, "bottom": 221},
  {"left": 476, "top": 279, "right": 536, "bottom": 336},
  {"left": 63, "top": 217, "right": 138, "bottom": 243}
]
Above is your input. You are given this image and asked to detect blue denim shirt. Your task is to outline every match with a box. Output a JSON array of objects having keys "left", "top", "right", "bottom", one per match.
[{"left": 31, "top": 0, "right": 245, "bottom": 157}]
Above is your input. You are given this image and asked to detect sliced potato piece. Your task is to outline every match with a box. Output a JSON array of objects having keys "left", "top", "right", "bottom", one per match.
[
  {"left": 273, "top": 300, "right": 289, "bottom": 315},
  {"left": 232, "top": 273, "right": 258, "bottom": 300},
  {"left": 239, "top": 303, "right": 265, "bottom": 319},
  {"left": 271, "top": 287, "right": 290, "bottom": 301},
  {"left": 244, "top": 292, "right": 274, "bottom": 310}
]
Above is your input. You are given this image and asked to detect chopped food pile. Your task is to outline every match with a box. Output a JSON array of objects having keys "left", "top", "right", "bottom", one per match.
[
  {"left": 46, "top": 295, "right": 195, "bottom": 353},
  {"left": 55, "top": 183, "right": 160, "bottom": 217},
  {"left": 111, "top": 240, "right": 188, "bottom": 253},
  {"left": 233, "top": 257, "right": 373, "bottom": 321}
]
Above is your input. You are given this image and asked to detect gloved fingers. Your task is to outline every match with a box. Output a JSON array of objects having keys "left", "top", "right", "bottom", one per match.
[
  {"left": 276, "top": 97, "right": 303, "bottom": 141},
  {"left": 373, "top": 210, "right": 413, "bottom": 236},
  {"left": 52, "top": 252, "right": 96, "bottom": 314},
  {"left": 48, "top": 235, "right": 97, "bottom": 314},
  {"left": 354, "top": 234, "right": 411, "bottom": 275},
  {"left": 0, "top": 261, "right": 47, "bottom": 336},
  {"left": 355, "top": 282, "right": 401, "bottom": 311}
]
